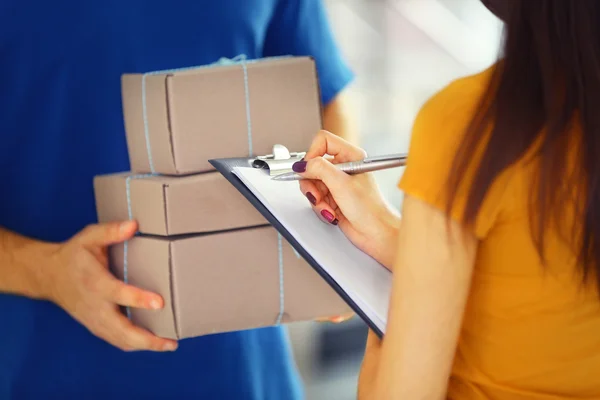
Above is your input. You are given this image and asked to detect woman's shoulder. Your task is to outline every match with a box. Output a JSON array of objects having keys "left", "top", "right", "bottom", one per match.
[
  {"left": 399, "top": 65, "right": 500, "bottom": 237},
  {"left": 406, "top": 65, "right": 495, "bottom": 167},
  {"left": 414, "top": 65, "right": 495, "bottom": 141}
]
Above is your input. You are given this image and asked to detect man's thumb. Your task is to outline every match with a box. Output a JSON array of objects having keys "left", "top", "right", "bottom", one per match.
[{"left": 77, "top": 220, "right": 138, "bottom": 247}]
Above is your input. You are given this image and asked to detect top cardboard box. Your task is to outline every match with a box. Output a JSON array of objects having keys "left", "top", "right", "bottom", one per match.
[{"left": 121, "top": 56, "right": 323, "bottom": 175}]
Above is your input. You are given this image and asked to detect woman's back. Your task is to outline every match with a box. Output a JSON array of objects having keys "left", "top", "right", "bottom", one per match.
[{"left": 399, "top": 66, "right": 600, "bottom": 398}]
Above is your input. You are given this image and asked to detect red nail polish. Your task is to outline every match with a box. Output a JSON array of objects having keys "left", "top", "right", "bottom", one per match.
[
  {"left": 292, "top": 161, "right": 307, "bottom": 173},
  {"left": 321, "top": 210, "right": 336, "bottom": 224},
  {"left": 306, "top": 192, "right": 317, "bottom": 205}
]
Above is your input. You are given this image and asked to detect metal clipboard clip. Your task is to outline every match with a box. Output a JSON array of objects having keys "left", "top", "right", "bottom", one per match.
[{"left": 251, "top": 144, "right": 306, "bottom": 176}]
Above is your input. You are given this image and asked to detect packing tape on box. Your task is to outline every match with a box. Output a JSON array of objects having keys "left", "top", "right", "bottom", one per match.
[
  {"left": 122, "top": 173, "right": 288, "bottom": 325},
  {"left": 122, "top": 54, "right": 294, "bottom": 325},
  {"left": 140, "top": 54, "right": 291, "bottom": 174},
  {"left": 122, "top": 173, "right": 155, "bottom": 321}
]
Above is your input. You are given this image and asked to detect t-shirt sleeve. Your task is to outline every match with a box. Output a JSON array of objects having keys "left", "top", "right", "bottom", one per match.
[
  {"left": 262, "top": 0, "right": 354, "bottom": 105},
  {"left": 397, "top": 76, "right": 505, "bottom": 239}
]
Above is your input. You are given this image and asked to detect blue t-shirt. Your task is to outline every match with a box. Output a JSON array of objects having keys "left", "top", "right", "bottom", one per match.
[{"left": 0, "top": 0, "right": 353, "bottom": 398}]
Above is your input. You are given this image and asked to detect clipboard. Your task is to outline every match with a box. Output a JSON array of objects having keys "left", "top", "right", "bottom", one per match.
[{"left": 210, "top": 145, "right": 386, "bottom": 338}]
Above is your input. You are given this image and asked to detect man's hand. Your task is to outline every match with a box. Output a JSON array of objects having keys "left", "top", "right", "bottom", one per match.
[
  {"left": 45, "top": 220, "right": 178, "bottom": 352},
  {"left": 315, "top": 312, "right": 355, "bottom": 324}
]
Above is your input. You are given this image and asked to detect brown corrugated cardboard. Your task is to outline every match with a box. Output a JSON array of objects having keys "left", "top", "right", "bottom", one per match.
[
  {"left": 109, "top": 226, "right": 352, "bottom": 339},
  {"left": 93, "top": 171, "right": 267, "bottom": 236},
  {"left": 121, "top": 56, "right": 323, "bottom": 175}
]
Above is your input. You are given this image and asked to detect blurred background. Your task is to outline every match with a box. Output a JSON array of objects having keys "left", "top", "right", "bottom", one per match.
[{"left": 287, "top": 0, "right": 503, "bottom": 398}]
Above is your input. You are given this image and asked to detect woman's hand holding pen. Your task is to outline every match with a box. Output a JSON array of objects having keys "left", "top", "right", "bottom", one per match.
[{"left": 294, "top": 130, "right": 401, "bottom": 270}]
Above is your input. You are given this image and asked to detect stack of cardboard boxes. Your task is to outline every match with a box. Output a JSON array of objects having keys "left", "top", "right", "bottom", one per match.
[{"left": 93, "top": 56, "right": 351, "bottom": 340}]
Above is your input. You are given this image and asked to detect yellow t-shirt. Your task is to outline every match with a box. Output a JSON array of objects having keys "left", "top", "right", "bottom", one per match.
[{"left": 398, "top": 66, "right": 600, "bottom": 399}]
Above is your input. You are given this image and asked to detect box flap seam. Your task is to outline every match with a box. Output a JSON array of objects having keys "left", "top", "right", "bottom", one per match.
[
  {"left": 162, "top": 183, "right": 170, "bottom": 235},
  {"left": 168, "top": 241, "right": 181, "bottom": 339},
  {"left": 165, "top": 75, "right": 179, "bottom": 174}
]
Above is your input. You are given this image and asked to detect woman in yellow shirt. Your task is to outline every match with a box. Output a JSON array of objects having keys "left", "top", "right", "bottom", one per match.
[{"left": 291, "top": 0, "right": 600, "bottom": 398}]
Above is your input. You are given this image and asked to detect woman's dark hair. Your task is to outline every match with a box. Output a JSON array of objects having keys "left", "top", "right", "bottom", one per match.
[{"left": 447, "top": 1, "right": 600, "bottom": 291}]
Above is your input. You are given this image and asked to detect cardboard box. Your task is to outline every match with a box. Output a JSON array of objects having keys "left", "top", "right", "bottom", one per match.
[
  {"left": 109, "top": 226, "right": 352, "bottom": 339},
  {"left": 93, "top": 171, "right": 266, "bottom": 236},
  {"left": 121, "top": 56, "right": 323, "bottom": 175}
]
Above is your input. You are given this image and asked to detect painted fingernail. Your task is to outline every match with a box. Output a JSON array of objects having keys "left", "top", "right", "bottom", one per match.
[
  {"left": 292, "top": 161, "right": 307, "bottom": 173},
  {"left": 321, "top": 210, "right": 337, "bottom": 224},
  {"left": 306, "top": 192, "right": 317, "bottom": 205}
]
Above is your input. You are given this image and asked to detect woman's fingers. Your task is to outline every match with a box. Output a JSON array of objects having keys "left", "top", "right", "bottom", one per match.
[
  {"left": 299, "top": 179, "right": 335, "bottom": 204},
  {"left": 325, "top": 191, "right": 339, "bottom": 212},
  {"left": 298, "top": 179, "right": 339, "bottom": 225},
  {"left": 299, "top": 180, "right": 322, "bottom": 206},
  {"left": 296, "top": 130, "right": 371, "bottom": 227},
  {"left": 293, "top": 156, "right": 350, "bottom": 197},
  {"left": 293, "top": 157, "right": 351, "bottom": 224},
  {"left": 304, "top": 130, "right": 367, "bottom": 163},
  {"left": 317, "top": 205, "right": 339, "bottom": 225},
  {"left": 315, "top": 181, "right": 332, "bottom": 202}
]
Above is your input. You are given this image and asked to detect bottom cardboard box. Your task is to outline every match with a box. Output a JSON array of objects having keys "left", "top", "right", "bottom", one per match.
[{"left": 109, "top": 225, "right": 352, "bottom": 339}]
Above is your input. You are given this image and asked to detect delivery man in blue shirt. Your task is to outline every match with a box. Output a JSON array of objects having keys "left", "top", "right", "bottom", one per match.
[{"left": 0, "top": 0, "right": 355, "bottom": 398}]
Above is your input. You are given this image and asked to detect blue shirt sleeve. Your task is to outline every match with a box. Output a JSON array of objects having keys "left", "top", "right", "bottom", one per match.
[{"left": 262, "top": 0, "right": 354, "bottom": 105}]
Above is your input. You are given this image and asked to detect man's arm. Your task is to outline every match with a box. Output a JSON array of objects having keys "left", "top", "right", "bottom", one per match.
[
  {"left": 323, "top": 90, "right": 358, "bottom": 144},
  {"left": 0, "top": 226, "right": 53, "bottom": 300},
  {"left": 0, "top": 222, "right": 177, "bottom": 351},
  {"left": 263, "top": 0, "right": 356, "bottom": 141}
]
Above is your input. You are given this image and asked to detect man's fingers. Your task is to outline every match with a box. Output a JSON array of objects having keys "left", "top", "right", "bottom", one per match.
[
  {"left": 106, "top": 280, "right": 164, "bottom": 311},
  {"left": 77, "top": 220, "right": 138, "bottom": 247},
  {"left": 315, "top": 312, "right": 355, "bottom": 324},
  {"left": 304, "top": 130, "right": 367, "bottom": 163},
  {"left": 111, "top": 313, "right": 178, "bottom": 352}
]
